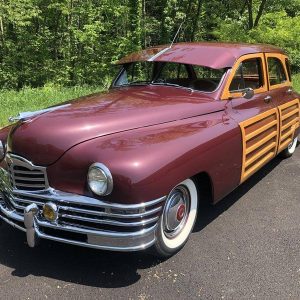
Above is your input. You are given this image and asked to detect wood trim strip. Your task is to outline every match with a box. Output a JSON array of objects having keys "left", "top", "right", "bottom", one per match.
[
  {"left": 221, "top": 53, "right": 268, "bottom": 100},
  {"left": 245, "top": 131, "right": 278, "bottom": 155},
  {"left": 245, "top": 120, "right": 277, "bottom": 141},
  {"left": 265, "top": 53, "right": 292, "bottom": 90},
  {"left": 278, "top": 139, "right": 291, "bottom": 153},
  {"left": 281, "top": 108, "right": 299, "bottom": 121},
  {"left": 243, "top": 151, "right": 275, "bottom": 180},
  {"left": 280, "top": 130, "right": 294, "bottom": 142},
  {"left": 281, "top": 118, "right": 298, "bottom": 131},
  {"left": 277, "top": 98, "right": 300, "bottom": 153},
  {"left": 245, "top": 141, "right": 277, "bottom": 168},
  {"left": 240, "top": 108, "right": 279, "bottom": 183}
]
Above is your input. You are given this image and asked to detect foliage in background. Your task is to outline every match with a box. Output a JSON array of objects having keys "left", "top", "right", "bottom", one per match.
[
  {"left": 0, "top": 0, "right": 300, "bottom": 89},
  {"left": 0, "top": 85, "right": 102, "bottom": 127},
  {"left": 215, "top": 0, "right": 300, "bottom": 72},
  {"left": 1, "top": 75, "right": 299, "bottom": 128}
]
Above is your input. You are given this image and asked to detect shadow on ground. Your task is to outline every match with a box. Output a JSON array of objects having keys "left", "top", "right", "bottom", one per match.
[{"left": 0, "top": 156, "right": 284, "bottom": 288}]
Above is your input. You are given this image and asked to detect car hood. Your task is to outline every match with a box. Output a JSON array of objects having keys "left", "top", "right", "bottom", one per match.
[{"left": 10, "top": 85, "right": 225, "bottom": 166}]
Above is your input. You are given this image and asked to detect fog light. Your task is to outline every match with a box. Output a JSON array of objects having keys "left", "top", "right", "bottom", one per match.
[{"left": 43, "top": 202, "right": 58, "bottom": 222}]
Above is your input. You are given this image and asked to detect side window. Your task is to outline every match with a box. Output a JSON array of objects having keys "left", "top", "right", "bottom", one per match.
[
  {"left": 285, "top": 58, "right": 292, "bottom": 82},
  {"left": 267, "top": 57, "right": 287, "bottom": 86},
  {"left": 229, "top": 58, "right": 264, "bottom": 92}
]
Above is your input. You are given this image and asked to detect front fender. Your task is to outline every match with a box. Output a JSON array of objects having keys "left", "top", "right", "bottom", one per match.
[
  {"left": 0, "top": 125, "right": 12, "bottom": 144},
  {"left": 0, "top": 125, "right": 13, "bottom": 165},
  {"left": 47, "top": 111, "right": 242, "bottom": 205}
]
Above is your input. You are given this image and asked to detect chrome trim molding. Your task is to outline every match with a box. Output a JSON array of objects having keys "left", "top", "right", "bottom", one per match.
[
  {"left": 0, "top": 161, "right": 166, "bottom": 251},
  {"left": 0, "top": 201, "right": 159, "bottom": 251},
  {"left": 148, "top": 47, "right": 171, "bottom": 62}
]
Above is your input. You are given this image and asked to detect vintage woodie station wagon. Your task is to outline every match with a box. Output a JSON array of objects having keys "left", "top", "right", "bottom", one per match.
[{"left": 0, "top": 42, "right": 299, "bottom": 257}]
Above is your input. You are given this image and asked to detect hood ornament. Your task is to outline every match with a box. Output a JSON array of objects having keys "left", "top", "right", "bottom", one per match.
[{"left": 9, "top": 104, "right": 71, "bottom": 123}]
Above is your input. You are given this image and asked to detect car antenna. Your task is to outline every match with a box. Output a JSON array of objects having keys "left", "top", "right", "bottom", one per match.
[{"left": 170, "top": 18, "right": 186, "bottom": 48}]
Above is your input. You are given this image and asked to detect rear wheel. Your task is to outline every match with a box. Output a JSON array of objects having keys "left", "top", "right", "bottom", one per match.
[
  {"left": 280, "top": 136, "right": 298, "bottom": 158},
  {"left": 152, "top": 178, "right": 198, "bottom": 258}
]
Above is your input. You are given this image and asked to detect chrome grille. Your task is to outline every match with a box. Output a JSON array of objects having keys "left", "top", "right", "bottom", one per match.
[
  {"left": 10, "top": 190, "right": 164, "bottom": 233},
  {"left": 2, "top": 154, "right": 165, "bottom": 233},
  {"left": 6, "top": 154, "right": 48, "bottom": 191}
]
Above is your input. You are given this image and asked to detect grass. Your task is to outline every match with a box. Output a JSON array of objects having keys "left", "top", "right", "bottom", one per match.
[
  {"left": 292, "top": 73, "right": 300, "bottom": 92},
  {"left": 1, "top": 74, "right": 300, "bottom": 127},
  {"left": 0, "top": 85, "right": 103, "bottom": 127}
]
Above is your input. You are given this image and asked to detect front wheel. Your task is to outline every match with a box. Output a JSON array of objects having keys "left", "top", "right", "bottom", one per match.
[
  {"left": 280, "top": 136, "right": 298, "bottom": 158},
  {"left": 152, "top": 178, "right": 198, "bottom": 258}
]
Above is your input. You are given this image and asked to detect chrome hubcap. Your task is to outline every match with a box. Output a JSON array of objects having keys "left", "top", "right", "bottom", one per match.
[{"left": 163, "top": 185, "right": 190, "bottom": 239}]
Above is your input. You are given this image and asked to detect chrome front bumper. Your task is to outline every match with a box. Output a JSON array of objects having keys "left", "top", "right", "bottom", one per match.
[{"left": 0, "top": 167, "right": 166, "bottom": 251}]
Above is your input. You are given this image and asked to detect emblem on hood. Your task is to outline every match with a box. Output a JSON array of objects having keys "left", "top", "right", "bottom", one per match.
[{"left": 9, "top": 104, "right": 71, "bottom": 123}]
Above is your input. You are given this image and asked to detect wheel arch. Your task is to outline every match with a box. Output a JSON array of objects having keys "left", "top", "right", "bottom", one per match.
[{"left": 192, "top": 171, "right": 214, "bottom": 206}]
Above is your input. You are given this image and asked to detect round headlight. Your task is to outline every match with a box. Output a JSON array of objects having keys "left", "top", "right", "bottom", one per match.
[
  {"left": 0, "top": 141, "right": 5, "bottom": 160},
  {"left": 87, "top": 163, "right": 113, "bottom": 196}
]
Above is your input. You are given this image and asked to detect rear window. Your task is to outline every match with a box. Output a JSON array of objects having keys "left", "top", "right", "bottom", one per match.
[
  {"left": 285, "top": 58, "right": 292, "bottom": 82},
  {"left": 267, "top": 57, "right": 287, "bottom": 86}
]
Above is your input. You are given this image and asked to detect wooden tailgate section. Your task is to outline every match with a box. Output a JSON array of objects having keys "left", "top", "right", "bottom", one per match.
[
  {"left": 277, "top": 98, "right": 300, "bottom": 153},
  {"left": 240, "top": 108, "right": 279, "bottom": 183}
]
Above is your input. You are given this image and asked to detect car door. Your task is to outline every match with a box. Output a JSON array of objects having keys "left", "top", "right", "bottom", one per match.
[
  {"left": 221, "top": 53, "right": 279, "bottom": 183},
  {"left": 264, "top": 53, "right": 300, "bottom": 153}
]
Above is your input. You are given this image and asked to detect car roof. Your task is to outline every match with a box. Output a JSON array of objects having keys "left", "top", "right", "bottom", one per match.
[{"left": 117, "top": 42, "right": 286, "bottom": 69}]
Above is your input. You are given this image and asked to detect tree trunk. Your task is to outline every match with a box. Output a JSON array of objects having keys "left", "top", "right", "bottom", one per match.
[
  {"left": 0, "top": 0, "right": 5, "bottom": 48},
  {"left": 246, "top": 0, "right": 254, "bottom": 30},
  {"left": 142, "top": 0, "right": 146, "bottom": 48},
  {"left": 191, "top": 0, "right": 202, "bottom": 42},
  {"left": 254, "top": 0, "right": 267, "bottom": 27}
]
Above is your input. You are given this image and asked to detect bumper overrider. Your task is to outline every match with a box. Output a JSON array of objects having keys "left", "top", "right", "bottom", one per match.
[{"left": 0, "top": 167, "right": 166, "bottom": 252}]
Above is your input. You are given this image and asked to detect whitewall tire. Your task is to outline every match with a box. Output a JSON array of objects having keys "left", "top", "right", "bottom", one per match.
[
  {"left": 280, "top": 136, "right": 298, "bottom": 158},
  {"left": 152, "top": 178, "right": 198, "bottom": 258}
]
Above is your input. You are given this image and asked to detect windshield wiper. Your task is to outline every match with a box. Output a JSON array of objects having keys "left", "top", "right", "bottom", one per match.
[
  {"left": 151, "top": 82, "right": 193, "bottom": 92},
  {"left": 128, "top": 80, "right": 151, "bottom": 86},
  {"left": 117, "top": 80, "right": 151, "bottom": 87}
]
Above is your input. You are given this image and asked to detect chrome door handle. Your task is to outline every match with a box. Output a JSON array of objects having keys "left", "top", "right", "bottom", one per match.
[
  {"left": 264, "top": 95, "right": 272, "bottom": 103},
  {"left": 287, "top": 88, "right": 293, "bottom": 95}
]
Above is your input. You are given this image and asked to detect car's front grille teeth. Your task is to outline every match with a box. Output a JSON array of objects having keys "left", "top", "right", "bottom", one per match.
[
  {"left": 7, "top": 155, "right": 48, "bottom": 191},
  {"left": 12, "top": 165, "right": 47, "bottom": 191}
]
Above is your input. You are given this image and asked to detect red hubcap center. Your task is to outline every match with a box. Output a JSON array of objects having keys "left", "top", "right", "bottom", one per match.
[{"left": 176, "top": 204, "right": 186, "bottom": 221}]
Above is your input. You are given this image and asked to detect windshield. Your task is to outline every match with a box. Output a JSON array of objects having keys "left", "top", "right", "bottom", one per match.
[{"left": 113, "top": 61, "right": 226, "bottom": 92}]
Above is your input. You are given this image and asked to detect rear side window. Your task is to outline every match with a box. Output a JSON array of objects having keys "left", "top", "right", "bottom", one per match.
[
  {"left": 285, "top": 58, "right": 292, "bottom": 82},
  {"left": 267, "top": 57, "right": 287, "bottom": 85},
  {"left": 229, "top": 57, "right": 264, "bottom": 91}
]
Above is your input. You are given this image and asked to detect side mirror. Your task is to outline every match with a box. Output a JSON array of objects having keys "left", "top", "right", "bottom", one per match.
[
  {"left": 242, "top": 87, "right": 254, "bottom": 99},
  {"left": 229, "top": 87, "right": 254, "bottom": 100}
]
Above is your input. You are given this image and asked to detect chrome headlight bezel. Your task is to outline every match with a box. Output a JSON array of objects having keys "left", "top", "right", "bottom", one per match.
[{"left": 87, "top": 163, "right": 113, "bottom": 196}]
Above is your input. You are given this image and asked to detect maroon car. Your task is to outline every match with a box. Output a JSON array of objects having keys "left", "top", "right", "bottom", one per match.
[{"left": 0, "top": 42, "right": 299, "bottom": 257}]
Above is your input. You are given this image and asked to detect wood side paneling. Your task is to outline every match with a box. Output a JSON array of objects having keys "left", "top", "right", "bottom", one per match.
[
  {"left": 277, "top": 99, "right": 300, "bottom": 153},
  {"left": 240, "top": 108, "right": 279, "bottom": 183}
]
